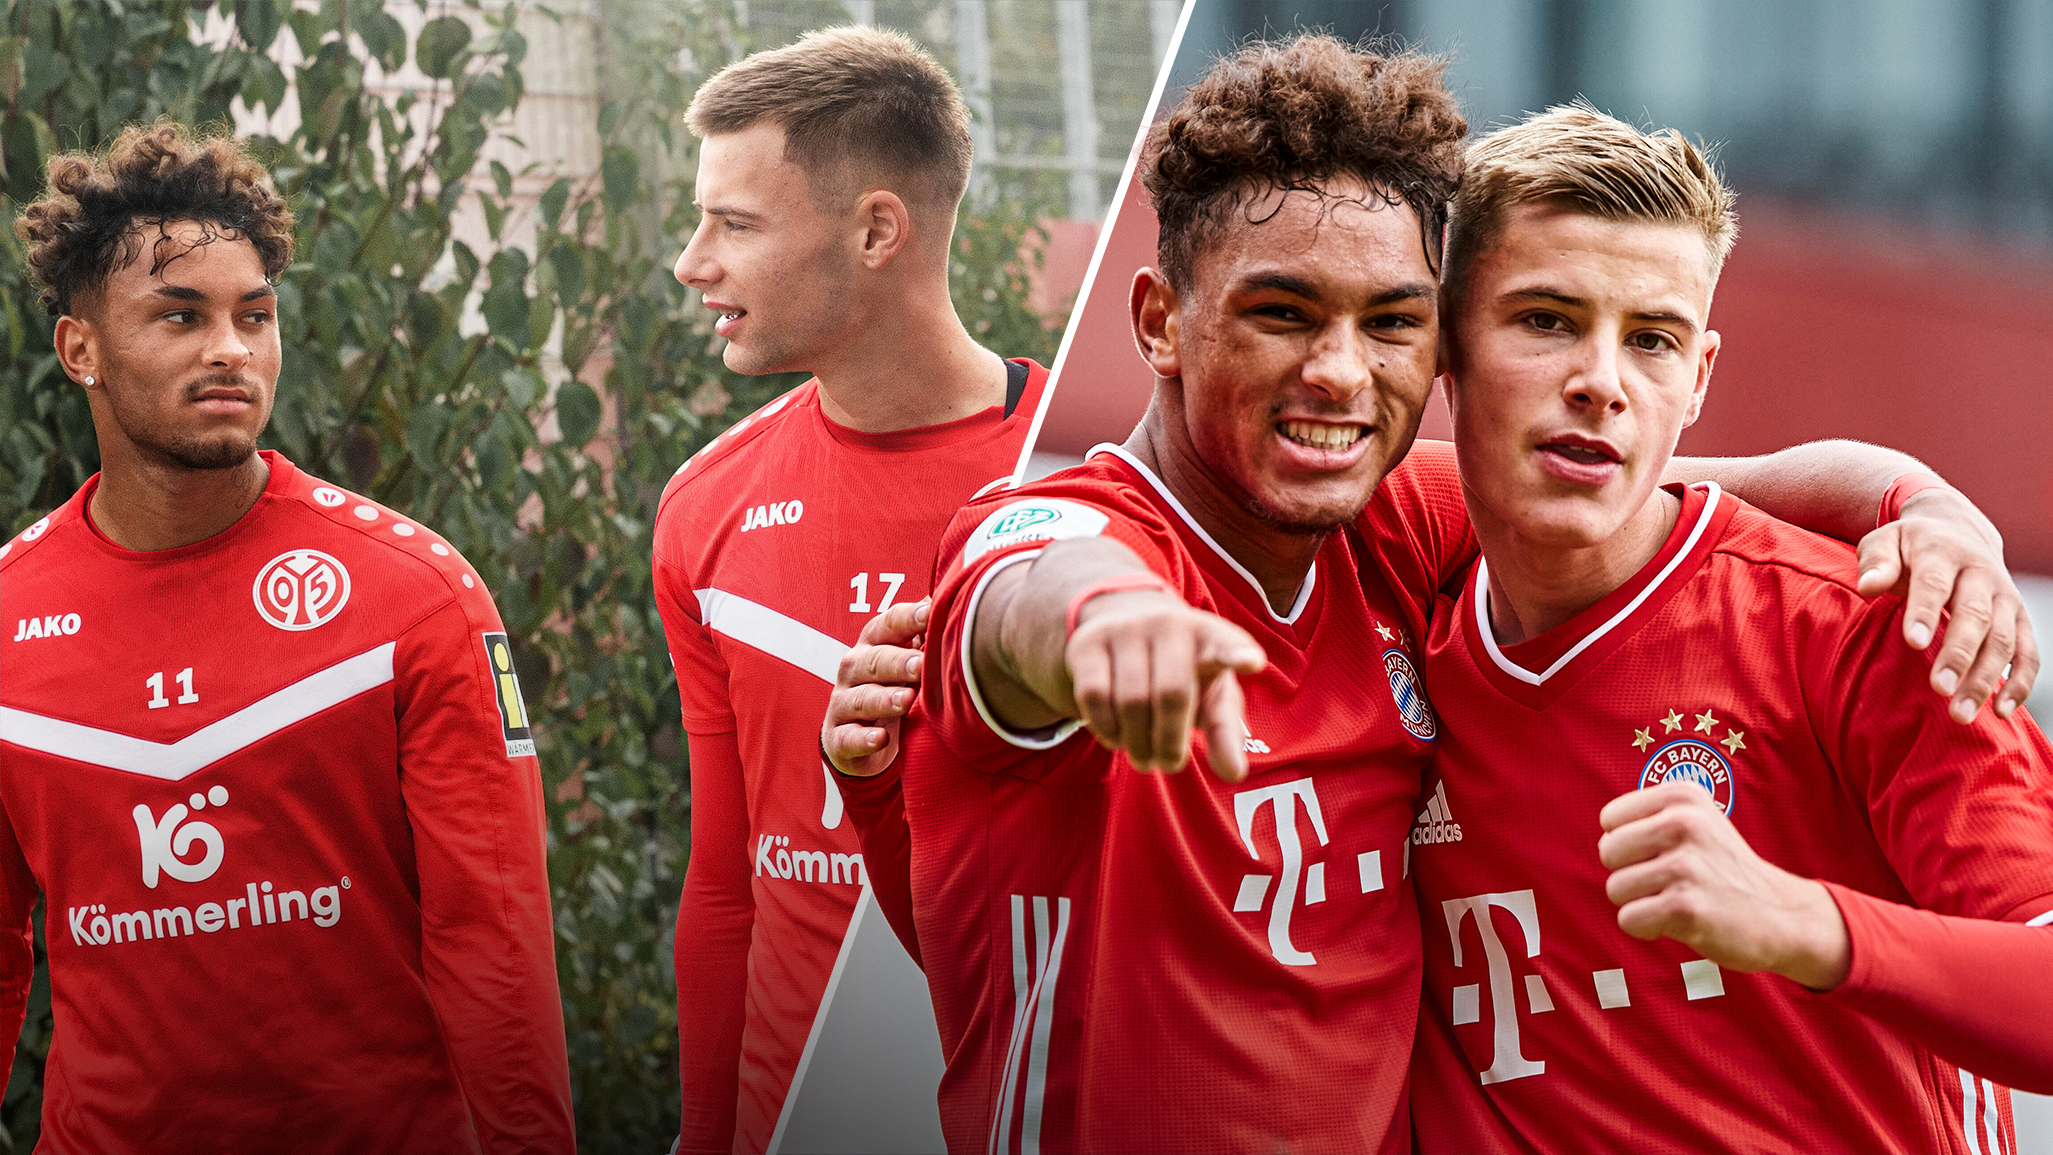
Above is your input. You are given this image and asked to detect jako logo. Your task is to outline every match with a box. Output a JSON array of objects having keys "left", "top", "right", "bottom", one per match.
[
  {"left": 133, "top": 785, "right": 231, "bottom": 888},
  {"left": 740, "top": 500, "right": 803, "bottom": 532},
  {"left": 12, "top": 613, "right": 80, "bottom": 641}
]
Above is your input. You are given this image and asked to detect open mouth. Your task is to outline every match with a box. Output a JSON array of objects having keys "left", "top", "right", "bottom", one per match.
[
  {"left": 1278, "top": 420, "right": 1366, "bottom": 452},
  {"left": 1541, "top": 442, "right": 1617, "bottom": 466},
  {"left": 709, "top": 304, "right": 747, "bottom": 338}
]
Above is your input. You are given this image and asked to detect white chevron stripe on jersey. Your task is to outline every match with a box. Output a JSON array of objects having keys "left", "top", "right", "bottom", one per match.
[
  {"left": 693, "top": 588, "right": 848, "bottom": 829},
  {"left": 694, "top": 588, "right": 847, "bottom": 683},
  {"left": 0, "top": 643, "right": 397, "bottom": 781}
]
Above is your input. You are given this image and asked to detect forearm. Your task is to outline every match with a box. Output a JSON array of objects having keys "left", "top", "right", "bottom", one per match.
[
  {"left": 1668, "top": 439, "right": 1928, "bottom": 545},
  {"left": 1818, "top": 881, "right": 2053, "bottom": 1094},
  {"left": 973, "top": 537, "right": 1160, "bottom": 729}
]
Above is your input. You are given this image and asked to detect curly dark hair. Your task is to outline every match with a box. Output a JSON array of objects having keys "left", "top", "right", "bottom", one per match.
[
  {"left": 1141, "top": 34, "right": 1468, "bottom": 291},
  {"left": 14, "top": 122, "right": 295, "bottom": 317}
]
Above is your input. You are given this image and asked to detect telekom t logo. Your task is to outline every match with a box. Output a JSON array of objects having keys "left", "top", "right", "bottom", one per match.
[
  {"left": 1442, "top": 889, "right": 1546, "bottom": 1084},
  {"left": 1232, "top": 779, "right": 1330, "bottom": 966},
  {"left": 132, "top": 786, "right": 230, "bottom": 888}
]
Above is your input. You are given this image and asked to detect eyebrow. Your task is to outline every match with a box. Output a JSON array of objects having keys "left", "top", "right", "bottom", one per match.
[
  {"left": 1502, "top": 286, "right": 1699, "bottom": 333},
  {"left": 698, "top": 205, "right": 762, "bottom": 223},
  {"left": 1237, "top": 272, "right": 1437, "bottom": 306},
  {"left": 148, "top": 285, "right": 277, "bottom": 303}
]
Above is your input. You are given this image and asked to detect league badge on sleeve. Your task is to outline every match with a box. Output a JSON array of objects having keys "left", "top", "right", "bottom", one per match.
[
  {"left": 963, "top": 499, "right": 1111, "bottom": 563},
  {"left": 483, "top": 632, "right": 536, "bottom": 758}
]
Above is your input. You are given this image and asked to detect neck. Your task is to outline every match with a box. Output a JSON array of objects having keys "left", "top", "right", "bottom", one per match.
[
  {"left": 1476, "top": 488, "right": 1681, "bottom": 646},
  {"left": 89, "top": 448, "right": 270, "bottom": 552},
  {"left": 1126, "top": 405, "right": 1324, "bottom": 616},
  {"left": 812, "top": 270, "right": 1007, "bottom": 433}
]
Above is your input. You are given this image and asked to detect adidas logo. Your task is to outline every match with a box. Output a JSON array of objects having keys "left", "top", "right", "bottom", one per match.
[{"left": 1410, "top": 780, "right": 1463, "bottom": 845}]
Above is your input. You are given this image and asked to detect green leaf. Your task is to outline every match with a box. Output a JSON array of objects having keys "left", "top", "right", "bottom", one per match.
[
  {"left": 554, "top": 380, "right": 602, "bottom": 448},
  {"left": 548, "top": 245, "right": 587, "bottom": 306},
  {"left": 416, "top": 15, "right": 471, "bottom": 80},
  {"left": 235, "top": 0, "right": 285, "bottom": 51},
  {"left": 480, "top": 248, "right": 530, "bottom": 339},
  {"left": 491, "top": 160, "right": 513, "bottom": 199},
  {"left": 481, "top": 195, "right": 508, "bottom": 242},
  {"left": 600, "top": 148, "right": 638, "bottom": 214},
  {"left": 405, "top": 398, "right": 450, "bottom": 460},
  {"left": 502, "top": 367, "right": 539, "bottom": 410},
  {"left": 357, "top": 9, "right": 407, "bottom": 71},
  {"left": 537, "top": 177, "right": 571, "bottom": 232}
]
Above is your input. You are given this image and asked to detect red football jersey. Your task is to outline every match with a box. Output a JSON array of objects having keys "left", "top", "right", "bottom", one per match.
[
  {"left": 0, "top": 453, "right": 572, "bottom": 1154},
  {"left": 1411, "top": 482, "right": 2053, "bottom": 1155},
  {"left": 654, "top": 362, "right": 1047, "bottom": 1153},
  {"left": 897, "top": 445, "right": 1460, "bottom": 1155}
]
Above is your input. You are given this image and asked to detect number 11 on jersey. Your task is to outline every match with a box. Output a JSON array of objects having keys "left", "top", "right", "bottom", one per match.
[
  {"left": 146, "top": 668, "right": 199, "bottom": 709},
  {"left": 848, "top": 572, "right": 906, "bottom": 614}
]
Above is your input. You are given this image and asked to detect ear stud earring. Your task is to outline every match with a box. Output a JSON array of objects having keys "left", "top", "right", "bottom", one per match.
[{"left": 83, "top": 376, "right": 94, "bottom": 385}]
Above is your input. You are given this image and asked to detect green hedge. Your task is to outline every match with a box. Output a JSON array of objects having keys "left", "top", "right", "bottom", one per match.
[{"left": 0, "top": 1, "right": 1057, "bottom": 1149}]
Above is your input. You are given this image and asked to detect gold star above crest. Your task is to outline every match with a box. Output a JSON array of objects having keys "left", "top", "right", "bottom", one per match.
[
  {"left": 1720, "top": 730, "right": 1746, "bottom": 755},
  {"left": 1661, "top": 709, "right": 1685, "bottom": 733},
  {"left": 1631, "top": 727, "right": 1655, "bottom": 752},
  {"left": 1694, "top": 709, "right": 1719, "bottom": 734},
  {"left": 1374, "top": 622, "right": 1396, "bottom": 642}
]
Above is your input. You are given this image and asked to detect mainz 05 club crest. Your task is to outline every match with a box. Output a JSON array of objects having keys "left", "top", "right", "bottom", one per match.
[
  {"left": 252, "top": 549, "right": 352, "bottom": 631},
  {"left": 1632, "top": 707, "right": 1744, "bottom": 814}
]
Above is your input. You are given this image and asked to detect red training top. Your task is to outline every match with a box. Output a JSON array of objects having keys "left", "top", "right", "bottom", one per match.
[
  {"left": 0, "top": 452, "right": 573, "bottom": 1154},
  {"left": 654, "top": 363, "right": 1047, "bottom": 1153}
]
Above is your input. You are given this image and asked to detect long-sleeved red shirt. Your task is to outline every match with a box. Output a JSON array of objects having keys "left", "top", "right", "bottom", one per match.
[{"left": 0, "top": 453, "right": 573, "bottom": 1153}]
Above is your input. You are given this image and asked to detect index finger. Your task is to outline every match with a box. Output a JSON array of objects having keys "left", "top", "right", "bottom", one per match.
[
  {"left": 857, "top": 598, "right": 931, "bottom": 647},
  {"left": 1597, "top": 780, "right": 1715, "bottom": 832}
]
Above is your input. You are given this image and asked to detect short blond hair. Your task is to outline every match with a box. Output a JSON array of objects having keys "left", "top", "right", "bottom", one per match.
[
  {"left": 686, "top": 26, "right": 974, "bottom": 216},
  {"left": 1443, "top": 102, "right": 1737, "bottom": 306}
]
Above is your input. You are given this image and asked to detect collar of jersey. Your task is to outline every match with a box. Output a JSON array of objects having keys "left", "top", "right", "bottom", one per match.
[
  {"left": 1085, "top": 442, "right": 1317, "bottom": 625},
  {"left": 1472, "top": 481, "right": 1723, "bottom": 686}
]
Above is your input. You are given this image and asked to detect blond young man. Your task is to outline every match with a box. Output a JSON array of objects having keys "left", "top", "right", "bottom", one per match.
[
  {"left": 1410, "top": 104, "right": 2053, "bottom": 1153},
  {"left": 653, "top": 26, "right": 1049, "bottom": 1153}
]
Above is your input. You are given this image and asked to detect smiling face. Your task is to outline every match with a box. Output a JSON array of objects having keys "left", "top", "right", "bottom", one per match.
[
  {"left": 1153, "top": 180, "right": 1439, "bottom": 534},
  {"left": 67, "top": 219, "right": 280, "bottom": 472},
  {"left": 1445, "top": 200, "right": 1719, "bottom": 551},
  {"left": 673, "top": 121, "right": 861, "bottom": 376}
]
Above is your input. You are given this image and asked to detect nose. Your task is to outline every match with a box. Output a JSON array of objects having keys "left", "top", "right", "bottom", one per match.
[
  {"left": 1300, "top": 321, "right": 1371, "bottom": 401},
  {"left": 1563, "top": 331, "right": 1627, "bottom": 414},
  {"left": 203, "top": 313, "right": 251, "bottom": 372},
  {"left": 674, "top": 219, "right": 714, "bottom": 288}
]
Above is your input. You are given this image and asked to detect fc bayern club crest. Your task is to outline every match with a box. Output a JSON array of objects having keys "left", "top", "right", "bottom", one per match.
[
  {"left": 1382, "top": 648, "right": 1437, "bottom": 741},
  {"left": 1639, "top": 739, "right": 1735, "bottom": 814},
  {"left": 253, "top": 549, "right": 352, "bottom": 631}
]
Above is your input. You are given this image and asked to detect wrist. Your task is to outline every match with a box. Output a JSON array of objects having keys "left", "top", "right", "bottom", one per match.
[
  {"left": 1878, "top": 471, "right": 1953, "bottom": 529},
  {"left": 1064, "top": 571, "right": 1176, "bottom": 637},
  {"left": 1779, "top": 879, "right": 1853, "bottom": 992}
]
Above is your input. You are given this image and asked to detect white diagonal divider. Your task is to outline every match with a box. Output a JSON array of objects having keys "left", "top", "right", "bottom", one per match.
[
  {"left": 694, "top": 588, "right": 848, "bottom": 683},
  {"left": 0, "top": 643, "right": 397, "bottom": 781}
]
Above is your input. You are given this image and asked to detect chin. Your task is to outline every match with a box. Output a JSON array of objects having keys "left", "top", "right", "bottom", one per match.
[
  {"left": 156, "top": 433, "right": 262, "bottom": 472},
  {"left": 1243, "top": 489, "right": 1368, "bottom": 536}
]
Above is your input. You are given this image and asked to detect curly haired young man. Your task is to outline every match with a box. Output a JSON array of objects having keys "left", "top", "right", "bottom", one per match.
[{"left": 0, "top": 124, "right": 573, "bottom": 1154}]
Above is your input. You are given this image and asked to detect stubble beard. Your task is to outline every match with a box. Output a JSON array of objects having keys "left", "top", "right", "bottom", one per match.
[{"left": 111, "top": 371, "right": 267, "bottom": 473}]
